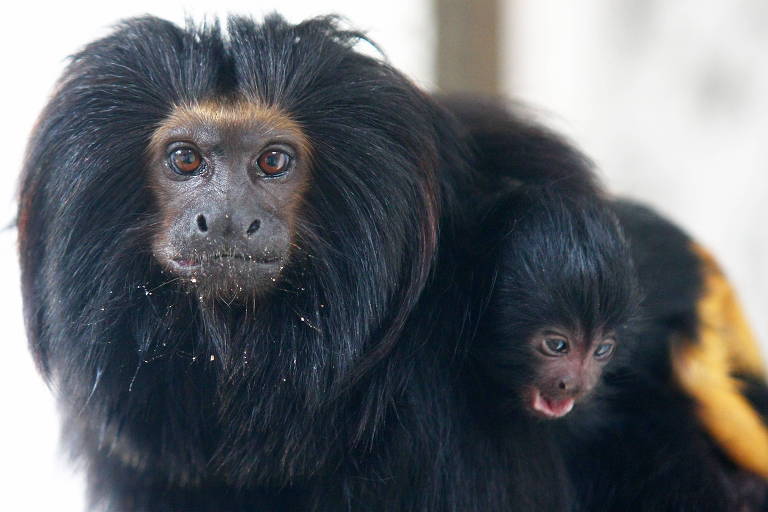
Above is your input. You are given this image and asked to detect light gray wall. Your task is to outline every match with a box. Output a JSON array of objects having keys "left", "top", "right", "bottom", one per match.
[{"left": 504, "top": 0, "right": 768, "bottom": 357}]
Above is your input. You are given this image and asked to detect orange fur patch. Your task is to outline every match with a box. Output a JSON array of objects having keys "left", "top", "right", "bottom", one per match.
[
  {"left": 149, "top": 100, "right": 311, "bottom": 158},
  {"left": 673, "top": 244, "right": 768, "bottom": 479}
]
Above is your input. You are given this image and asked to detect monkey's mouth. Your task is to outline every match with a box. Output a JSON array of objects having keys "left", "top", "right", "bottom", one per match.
[
  {"left": 529, "top": 388, "right": 575, "bottom": 419},
  {"left": 153, "top": 242, "right": 290, "bottom": 297},
  {"left": 170, "top": 252, "right": 282, "bottom": 271},
  {"left": 159, "top": 250, "right": 287, "bottom": 298},
  {"left": 160, "top": 250, "right": 286, "bottom": 292}
]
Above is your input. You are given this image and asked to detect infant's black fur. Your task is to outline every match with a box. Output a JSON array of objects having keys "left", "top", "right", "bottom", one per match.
[{"left": 475, "top": 188, "right": 638, "bottom": 420}]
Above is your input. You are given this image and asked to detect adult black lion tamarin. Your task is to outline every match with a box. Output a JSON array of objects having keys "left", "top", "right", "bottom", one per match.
[
  {"left": 18, "top": 15, "right": 464, "bottom": 511},
  {"left": 22, "top": 13, "right": 759, "bottom": 512},
  {"left": 448, "top": 98, "right": 768, "bottom": 511},
  {"left": 18, "top": 15, "right": 631, "bottom": 511}
]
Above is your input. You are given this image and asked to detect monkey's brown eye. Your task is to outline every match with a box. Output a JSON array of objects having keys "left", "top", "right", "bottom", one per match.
[
  {"left": 168, "top": 147, "right": 203, "bottom": 175},
  {"left": 256, "top": 150, "right": 292, "bottom": 176},
  {"left": 594, "top": 341, "right": 615, "bottom": 360},
  {"left": 543, "top": 338, "right": 569, "bottom": 355}
]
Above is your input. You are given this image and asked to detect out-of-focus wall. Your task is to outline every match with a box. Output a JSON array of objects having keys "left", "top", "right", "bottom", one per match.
[
  {"left": 504, "top": 0, "right": 768, "bottom": 356},
  {"left": 1, "top": 3, "right": 433, "bottom": 510}
]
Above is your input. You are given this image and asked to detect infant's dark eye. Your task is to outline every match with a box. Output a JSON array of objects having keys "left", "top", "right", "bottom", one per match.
[
  {"left": 594, "top": 342, "right": 615, "bottom": 360},
  {"left": 168, "top": 147, "right": 204, "bottom": 175},
  {"left": 543, "top": 337, "right": 569, "bottom": 355},
  {"left": 257, "top": 150, "right": 292, "bottom": 176}
]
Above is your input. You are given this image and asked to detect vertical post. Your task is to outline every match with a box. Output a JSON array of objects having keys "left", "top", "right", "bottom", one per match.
[{"left": 434, "top": 0, "right": 501, "bottom": 95}]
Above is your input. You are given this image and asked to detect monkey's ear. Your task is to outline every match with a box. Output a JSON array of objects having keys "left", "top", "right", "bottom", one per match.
[{"left": 672, "top": 243, "right": 768, "bottom": 479}]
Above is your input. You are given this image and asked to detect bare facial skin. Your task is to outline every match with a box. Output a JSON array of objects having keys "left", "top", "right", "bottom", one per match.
[
  {"left": 524, "top": 329, "right": 616, "bottom": 419},
  {"left": 148, "top": 101, "right": 311, "bottom": 298}
]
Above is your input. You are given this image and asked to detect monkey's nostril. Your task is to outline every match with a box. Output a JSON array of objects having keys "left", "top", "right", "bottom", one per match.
[
  {"left": 197, "top": 215, "right": 208, "bottom": 232},
  {"left": 558, "top": 381, "right": 567, "bottom": 390},
  {"left": 246, "top": 219, "right": 261, "bottom": 236}
]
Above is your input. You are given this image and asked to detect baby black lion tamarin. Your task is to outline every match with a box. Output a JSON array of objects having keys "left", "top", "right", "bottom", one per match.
[{"left": 475, "top": 187, "right": 639, "bottom": 421}]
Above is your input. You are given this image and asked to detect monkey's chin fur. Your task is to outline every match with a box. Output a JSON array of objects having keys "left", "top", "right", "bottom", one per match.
[{"left": 529, "top": 388, "right": 575, "bottom": 419}]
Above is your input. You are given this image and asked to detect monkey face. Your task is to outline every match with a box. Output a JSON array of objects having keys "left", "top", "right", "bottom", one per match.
[
  {"left": 524, "top": 328, "right": 616, "bottom": 419},
  {"left": 147, "top": 101, "right": 311, "bottom": 298}
]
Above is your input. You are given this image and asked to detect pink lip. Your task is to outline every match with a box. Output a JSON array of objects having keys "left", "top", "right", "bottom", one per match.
[{"left": 530, "top": 388, "right": 575, "bottom": 419}]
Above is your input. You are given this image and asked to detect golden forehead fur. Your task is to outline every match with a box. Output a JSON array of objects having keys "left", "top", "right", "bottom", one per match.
[{"left": 149, "top": 100, "right": 311, "bottom": 156}]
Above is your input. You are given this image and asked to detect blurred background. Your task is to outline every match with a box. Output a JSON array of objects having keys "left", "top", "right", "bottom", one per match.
[{"left": 2, "top": 1, "right": 766, "bottom": 509}]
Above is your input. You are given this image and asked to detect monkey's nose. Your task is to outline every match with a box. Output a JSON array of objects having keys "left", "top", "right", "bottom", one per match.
[
  {"left": 246, "top": 219, "right": 261, "bottom": 235},
  {"left": 196, "top": 214, "right": 208, "bottom": 233},
  {"left": 557, "top": 376, "right": 582, "bottom": 395},
  {"left": 193, "top": 213, "right": 261, "bottom": 238}
]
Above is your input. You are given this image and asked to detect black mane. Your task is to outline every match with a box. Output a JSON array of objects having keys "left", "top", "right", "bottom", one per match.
[{"left": 20, "top": 14, "right": 466, "bottom": 491}]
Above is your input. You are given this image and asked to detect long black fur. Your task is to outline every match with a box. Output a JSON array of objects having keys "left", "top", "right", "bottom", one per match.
[
  {"left": 18, "top": 15, "right": 630, "bottom": 512},
  {"left": 18, "top": 15, "right": 464, "bottom": 511},
  {"left": 20, "top": 14, "right": 671, "bottom": 511}
]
